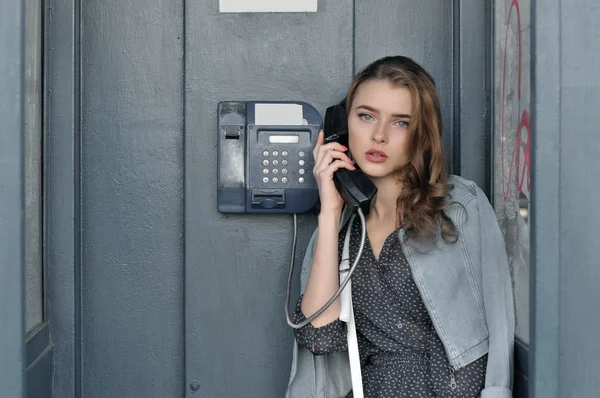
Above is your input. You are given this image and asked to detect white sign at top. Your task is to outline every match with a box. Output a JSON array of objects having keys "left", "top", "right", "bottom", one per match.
[{"left": 219, "top": 0, "right": 317, "bottom": 13}]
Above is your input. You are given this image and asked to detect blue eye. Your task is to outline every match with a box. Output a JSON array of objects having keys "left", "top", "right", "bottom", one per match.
[
  {"left": 358, "top": 113, "right": 374, "bottom": 121},
  {"left": 395, "top": 120, "right": 409, "bottom": 128}
]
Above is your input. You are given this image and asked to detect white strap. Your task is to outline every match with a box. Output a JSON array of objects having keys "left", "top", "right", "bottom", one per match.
[
  {"left": 339, "top": 215, "right": 363, "bottom": 398},
  {"left": 339, "top": 214, "right": 354, "bottom": 322}
]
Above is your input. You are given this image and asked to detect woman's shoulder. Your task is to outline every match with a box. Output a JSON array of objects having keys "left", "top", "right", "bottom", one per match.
[
  {"left": 445, "top": 175, "right": 499, "bottom": 236},
  {"left": 447, "top": 174, "right": 488, "bottom": 206}
]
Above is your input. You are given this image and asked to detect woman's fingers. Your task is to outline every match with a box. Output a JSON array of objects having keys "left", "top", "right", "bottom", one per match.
[
  {"left": 313, "top": 147, "right": 353, "bottom": 176},
  {"left": 317, "top": 159, "right": 356, "bottom": 180},
  {"left": 312, "top": 130, "right": 324, "bottom": 159},
  {"left": 313, "top": 130, "right": 348, "bottom": 160}
]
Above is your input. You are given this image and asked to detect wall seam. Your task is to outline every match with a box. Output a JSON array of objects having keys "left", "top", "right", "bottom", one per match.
[
  {"left": 73, "top": 0, "right": 82, "bottom": 395},
  {"left": 486, "top": 0, "right": 495, "bottom": 199},
  {"left": 452, "top": 0, "right": 461, "bottom": 175},
  {"left": 556, "top": 0, "right": 562, "bottom": 393},
  {"left": 182, "top": 0, "right": 188, "bottom": 395},
  {"left": 352, "top": 0, "right": 356, "bottom": 76}
]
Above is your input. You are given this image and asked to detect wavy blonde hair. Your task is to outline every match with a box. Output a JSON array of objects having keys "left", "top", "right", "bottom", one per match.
[{"left": 344, "top": 56, "right": 457, "bottom": 242}]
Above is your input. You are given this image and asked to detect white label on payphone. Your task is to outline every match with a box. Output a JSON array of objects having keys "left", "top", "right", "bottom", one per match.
[{"left": 255, "top": 103, "right": 304, "bottom": 126}]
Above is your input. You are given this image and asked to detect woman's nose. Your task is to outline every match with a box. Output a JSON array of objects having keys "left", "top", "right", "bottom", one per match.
[{"left": 371, "top": 124, "right": 388, "bottom": 143}]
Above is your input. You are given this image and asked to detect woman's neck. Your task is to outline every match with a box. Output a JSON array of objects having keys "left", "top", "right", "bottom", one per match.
[{"left": 368, "top": 176, "right": 402, "bottom": 226}]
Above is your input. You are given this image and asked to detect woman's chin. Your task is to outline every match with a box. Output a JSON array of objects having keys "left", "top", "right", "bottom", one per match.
[{"left": 358, "top": 164, "right": 396, "bottom": 180}]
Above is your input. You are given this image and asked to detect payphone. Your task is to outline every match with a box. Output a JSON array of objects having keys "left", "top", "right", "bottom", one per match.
[{"left": 217, "top": 101, "right": 321, "bottom": 214}]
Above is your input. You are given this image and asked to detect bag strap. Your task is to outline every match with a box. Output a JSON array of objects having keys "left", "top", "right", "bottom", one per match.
[{"left": 339, "top": 215, "right": 363, "bottom": 398}]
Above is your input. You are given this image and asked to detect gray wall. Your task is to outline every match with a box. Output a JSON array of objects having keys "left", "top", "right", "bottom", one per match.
[
  {"left": 80, "top": 0, "right": 185, "bottom": 396},
  {"left": 46, "top": 0, "right": 185, "bottom": 397},
  {"left": 531, "top": 0, "right": 600, "bottom": 397},
  {"left": 184, "top": 2, "right": 353, "bottom": 396},
  {"left": 45, "top": 1, "right": 488, "bottom": 397}
]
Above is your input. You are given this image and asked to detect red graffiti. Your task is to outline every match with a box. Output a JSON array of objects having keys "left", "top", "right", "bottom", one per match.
[{"left": 501, "top": 0, "right": 531, "bottom": 201}]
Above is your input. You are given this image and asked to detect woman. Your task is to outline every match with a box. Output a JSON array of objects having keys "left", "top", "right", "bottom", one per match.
[{"left": 286, "top": 56, "right": 514, "bottom": 398}]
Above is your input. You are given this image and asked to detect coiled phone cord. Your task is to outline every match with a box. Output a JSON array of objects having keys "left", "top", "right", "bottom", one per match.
[{"left": 285, "top": 208, "right": 367, "bottom": 329}]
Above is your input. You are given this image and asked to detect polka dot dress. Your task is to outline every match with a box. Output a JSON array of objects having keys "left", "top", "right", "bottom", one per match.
[{"left": 294, "top": 217, "right": 488, "bottom": 397}]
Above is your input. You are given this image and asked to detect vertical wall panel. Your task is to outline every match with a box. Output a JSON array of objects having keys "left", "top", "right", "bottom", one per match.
[
  {"left": 456, "top": 0, "right": 490, "bottom": 190},
  {"left": 354, "top": 0, "right": 455, "bottom": 173},
  {"left": 559, "top": 0, "right": 600, "bottom": 396},
  {"left": 80, "top": 1, "right": 185, "bottom": 397},
  {"left": 45, "top": 0, "right": 78, "bottom": 395},
  {"left": 532, "top": 0, "right": 600, "bottom": 397},
  {"left": 184, "top": 2, "right": 353, "bottom": 396},
  {"left": 0, "top": 0, "right": 26, "bottom": 396},
  {"left": 24, "top": 0, "right": 44, "bottom": 335}
]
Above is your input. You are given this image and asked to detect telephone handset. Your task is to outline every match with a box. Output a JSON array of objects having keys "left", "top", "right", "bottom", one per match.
[
  {"left": 323, "top": 105, "right": 377, "bottom": 216},
  {"left": 285, "top": 105, "right": 372, "bottom": 330}
]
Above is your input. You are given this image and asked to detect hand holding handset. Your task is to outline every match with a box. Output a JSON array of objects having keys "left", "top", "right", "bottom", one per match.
[
  {"left": 323, "top": 105, "right": 377, "bottom": 216},
  {"left": 286, "top": 105, "right": 373, "bottom": 330}
]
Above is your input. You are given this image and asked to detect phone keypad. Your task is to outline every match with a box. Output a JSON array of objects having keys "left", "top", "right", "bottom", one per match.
[{"left": 258, "top": 149, "right": 312, "bottom": 186}]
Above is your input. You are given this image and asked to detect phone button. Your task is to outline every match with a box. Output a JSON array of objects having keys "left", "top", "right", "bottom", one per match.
[
  {"left": 273, "top": 151, "right": 279, "bottom": 157},
  {"left": 263, "top": 168, "right": 269, "bottom": 175},
  {"left": 299, "top": 151, "right": 305, "bottom": 157},
  {"left": 272, "top": 169, "right": 279, "bottom": 175},
  {"left": 299, "top": 177, "right": 305, "bottom": 183},
  {"left": 262, "top": 177, "right": 269, "bottom": 184},
  {"left": 281, "top": 177, "right": 288, "bottom": 184},
  {"left": 281, "top": 169, "right": 288, "bottom": 175},
  {"left": 272, "top": 177, "right": 279, "bottom": 183},
  {"left": 272, "top": 160, "right": 279, "bottom": 166},
  {"left": 298, "top": 169, "right": 305, "bottom": 175},
  {"left": 282, "top": 151, "right": 288, "bottom": 157},
  {"left": 263, "top": 151, "right": 269, "bottom": 157},
  {"left": 298, "top": 159, "right": 305, "bottom": 166},
  {"left": 281, "top": 160, "right": 288, "bottom": 166},
  {"left": 262, "top": 160, "right": 269, "bottom": 166}
]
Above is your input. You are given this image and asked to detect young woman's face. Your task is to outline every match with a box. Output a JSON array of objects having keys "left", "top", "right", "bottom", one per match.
[{"left": 347, "top": 79, "right": 412, "bottom": 180}]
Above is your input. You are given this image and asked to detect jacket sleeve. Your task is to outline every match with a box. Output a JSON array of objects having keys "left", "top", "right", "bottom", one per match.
[{"left": 475, "top": 185, "right": 515, "bottom": 398}]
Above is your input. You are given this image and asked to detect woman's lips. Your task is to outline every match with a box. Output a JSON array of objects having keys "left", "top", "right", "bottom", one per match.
[{"left": 365, "top": 149, "right": 388, "bottom": 163}]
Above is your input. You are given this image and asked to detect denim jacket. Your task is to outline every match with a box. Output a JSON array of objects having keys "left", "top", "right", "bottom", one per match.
[{"left": 285, "top": 175, "right": 515, "bottom": 398}]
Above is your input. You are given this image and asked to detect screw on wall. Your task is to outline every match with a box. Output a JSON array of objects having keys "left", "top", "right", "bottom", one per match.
[{"left": 190, "top": 381, "right": 200, "bottom": 392}]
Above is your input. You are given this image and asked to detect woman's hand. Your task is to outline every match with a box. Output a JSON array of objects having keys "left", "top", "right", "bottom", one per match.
[{"left": 312, "top": 130, "right": 355, "bottom": 214}]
